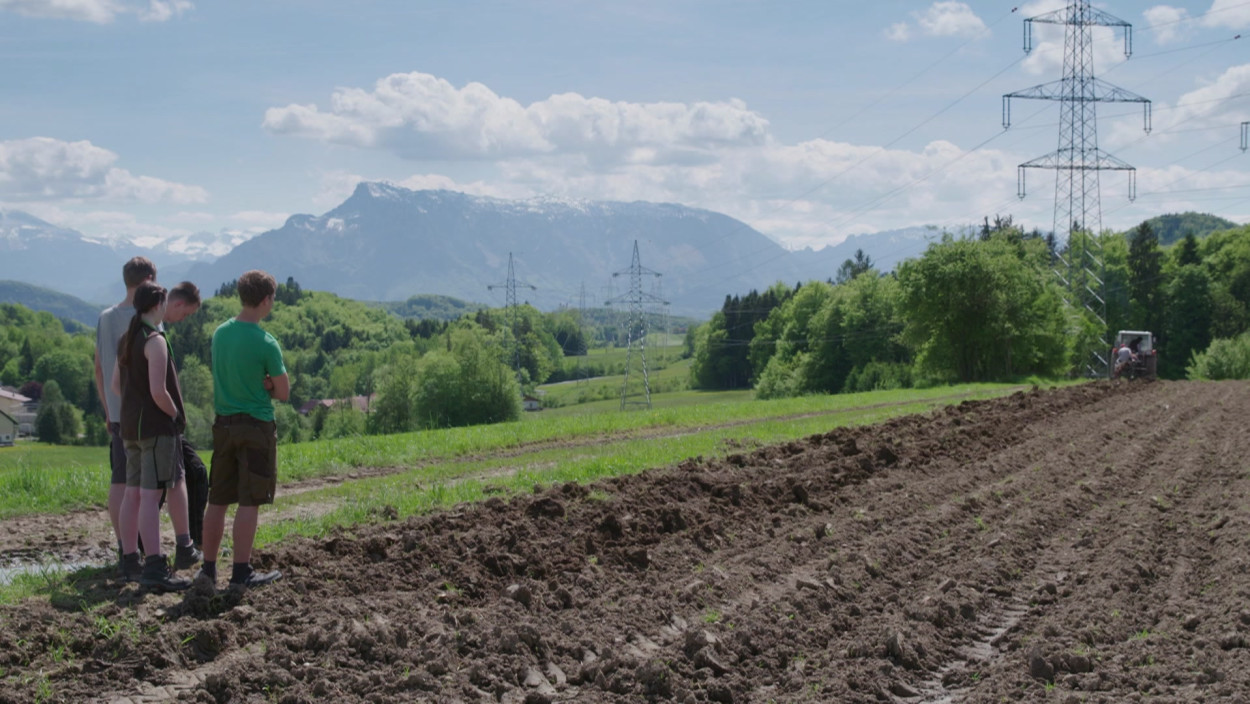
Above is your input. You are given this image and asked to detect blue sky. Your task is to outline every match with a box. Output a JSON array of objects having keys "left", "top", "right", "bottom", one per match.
[{"left": 1, "top": 0, "right": 1248, "bottom": 252}]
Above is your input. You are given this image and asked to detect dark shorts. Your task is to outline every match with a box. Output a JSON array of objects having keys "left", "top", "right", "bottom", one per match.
[
  {"left": 124, "top": 435, "right": 185, "bottom": 490},
  {"left": 108, "top": 422, "right": 126, "bottom": 485},
  {"left": 210, "top": 414, "right": 278, "bottom": 507}
]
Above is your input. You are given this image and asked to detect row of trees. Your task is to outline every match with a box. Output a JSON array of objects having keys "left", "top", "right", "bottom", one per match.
[
  {"left": 690, "top": 217, "right": 1250, "bottom": 395},
  {"left": 2, "top": 275, "right": 666, "bottom": 445}
]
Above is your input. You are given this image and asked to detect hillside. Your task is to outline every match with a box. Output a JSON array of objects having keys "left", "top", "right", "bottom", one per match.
[
  {"left": 1142, "top": 212, "right": 1240, "bottom": 246},
  {"left": 0, "top": 280, "right": 102, "bottom": 328}
]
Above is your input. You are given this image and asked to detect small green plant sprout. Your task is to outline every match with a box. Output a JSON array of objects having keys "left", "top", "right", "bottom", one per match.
[
  {"left": 1134, "top": 629, "right": 1151, "bottom": 640},
  {"left": 702, "top": 609, "right": 722, "bottom": 624},
  {"left": 974, "top": 516, "right": 986, "bottom": 531}
]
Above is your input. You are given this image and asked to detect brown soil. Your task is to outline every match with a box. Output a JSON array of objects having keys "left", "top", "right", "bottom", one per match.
[{"left": 2, "top": 380, "right": 1248, "bottom": 703}]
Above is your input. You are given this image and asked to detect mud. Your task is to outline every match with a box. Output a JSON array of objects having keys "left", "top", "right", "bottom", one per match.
[{"left": 2, "top": 381, "right": 1248, "bottom": 703}]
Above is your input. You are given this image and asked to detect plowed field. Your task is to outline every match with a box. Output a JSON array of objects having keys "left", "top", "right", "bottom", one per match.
[{"left": 3, "top": 380, "right": 1249, "bottom": 703}]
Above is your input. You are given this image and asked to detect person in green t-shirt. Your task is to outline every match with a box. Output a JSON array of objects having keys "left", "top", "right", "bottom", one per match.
[{"left": 199, "top": 270, "right": 289, "bottom": 589}]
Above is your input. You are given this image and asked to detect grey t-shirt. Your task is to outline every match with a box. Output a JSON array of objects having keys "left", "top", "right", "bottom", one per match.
[{"left": 96, "top": 303, "right": 134, "bottom": 423}]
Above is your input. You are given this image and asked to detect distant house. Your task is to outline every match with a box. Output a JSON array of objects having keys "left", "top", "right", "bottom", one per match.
[
  {"left": 522, "top": 394, "right": 542, "bottom": 412},
  {"left": 0, "top": 388, "right": 34, "bottom": 436},
  {"left": 297, "top": 395, "right": 375, "bottom": 416},
  {"left": 0, "top": 387, "right": 30, "bottom": 416},
  {"left": 0, "top": 409, "right": 17, "bottom": 446}
]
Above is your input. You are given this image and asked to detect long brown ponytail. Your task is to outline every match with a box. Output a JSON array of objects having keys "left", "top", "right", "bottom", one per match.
[{"left": 117, "top": 282, "right": 167, "bottom": 369}]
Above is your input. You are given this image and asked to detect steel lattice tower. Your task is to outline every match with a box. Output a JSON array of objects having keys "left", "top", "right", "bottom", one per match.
[
  {"left": 487, "top": 252, "right": 536, "bottom": 378},
  {"left": 576, "top": 281, "right": 589, "bottom": 383},
  {"left": 606, "top": 240, "right": 665, "bottom": 410},
  {"left": 1003, "top": 0, "right": 1151, "bottom": 377}
]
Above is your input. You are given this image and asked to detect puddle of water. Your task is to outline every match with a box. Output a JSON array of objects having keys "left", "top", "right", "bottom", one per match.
[{"left": 0, "top": 560, "right": 104, "bottom": 585}]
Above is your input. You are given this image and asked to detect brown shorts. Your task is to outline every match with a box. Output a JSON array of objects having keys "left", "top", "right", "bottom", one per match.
[
  {"left": 209, "top": 414, "right": 278, "bottom": 507},
  {"left": 124, "top": 435, "right": 184, "bottom": 490}
]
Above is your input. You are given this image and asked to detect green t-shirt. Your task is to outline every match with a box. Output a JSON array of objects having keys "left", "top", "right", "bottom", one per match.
[{"left": 211, "top": 318, "right": 287, "bottom": 421}]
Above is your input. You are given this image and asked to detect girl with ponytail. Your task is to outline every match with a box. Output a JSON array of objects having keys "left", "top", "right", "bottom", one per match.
[{"left": 110, "top": 281, "right": 194, "bottom": 591}]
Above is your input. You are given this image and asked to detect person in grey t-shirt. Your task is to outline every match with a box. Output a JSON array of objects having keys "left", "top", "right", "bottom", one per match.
[{"left": 94, "top": 257, "right": 156, "bottom": 572}]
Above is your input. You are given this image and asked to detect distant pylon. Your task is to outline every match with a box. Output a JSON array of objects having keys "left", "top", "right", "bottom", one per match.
[
  {"left": 1003, "top": 0, "right": 1151, "bottom": 378},
  {"left": 487, "top": 253, "right": 536, "bottom": 378},
  {"left": 576, "top": 281, "right": 589, "bottom": 384},
  {"left": 1241, "top": 121, "right": 1248, "bottom": 152},
  {"left": 606, "top": 241, "right": 666, "bottom": 410}
]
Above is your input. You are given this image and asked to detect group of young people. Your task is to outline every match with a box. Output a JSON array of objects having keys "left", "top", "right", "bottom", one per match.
[{"left": 93, "top": 257, "right": 290, "bottom": 592}]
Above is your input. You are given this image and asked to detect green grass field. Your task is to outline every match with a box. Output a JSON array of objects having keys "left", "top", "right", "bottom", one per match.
[{"left": 0, "top": 381, "right": 1035, "bottom": 522}]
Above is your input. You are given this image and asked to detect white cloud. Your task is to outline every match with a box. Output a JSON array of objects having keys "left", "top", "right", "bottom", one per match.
[
  {"left": 138, "top": 0, "right": 191, "bottom": 22},
  {"left": 264, "top": 71, "right": 770, "bottom": 162},
  {"left": 0, "top": 137, "right": 207, "bottom": 204},
  {"left": 917, "top": 2, "right": 987, "bottom": 38},
  {"left": 885, "top": 2, "right": 986, "bottom": 43},
  {"left": 1201, "top": 0, "right": 1250, "bottom": 29},
  {"left": 0, "top": 0, "right": 191, "bottom": 22},
  {"left": 1164, "top": 63, "right": 1250, "bottom": 129},
  {"left": 885, "top": 22, "right": 911, "bottom": 42},
  {"left": 1144, "top": 5, "right": 1191, "bottom": 44}
]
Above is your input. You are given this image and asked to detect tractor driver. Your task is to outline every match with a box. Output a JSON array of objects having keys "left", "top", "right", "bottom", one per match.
[{"left": 1113, "top": 343, "right": 1136, "bottom": 379}]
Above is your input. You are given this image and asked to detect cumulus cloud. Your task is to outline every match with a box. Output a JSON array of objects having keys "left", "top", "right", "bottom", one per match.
[
  {"left": 264, "top": 71, "right": 770, "bottom": 163},
  {"left": 1165, "top": 63, "right": 1250, "bottom": 128},
  {"left": 885, "top": 2, "right": 987, "bottom": 42},
  {"left": 138, "top": 0, "right": 191, "bottom": 22},
  {"left": 0, "top": 137, "right": 207, "bottom": 204},
  {"left": 0, "top": 0, "right": 191, "bottom": 23},
  {"left": 1201, "top": 0, "right": 1250, "bottom": 29},
  {"left": 1144, "top": 5, "right": 1191, "bottom": 44}
]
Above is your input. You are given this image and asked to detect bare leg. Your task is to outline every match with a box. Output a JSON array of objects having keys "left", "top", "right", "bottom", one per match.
[
  {"left": 165, "top": 480, "right": 190, "bottom": 537},
  {"left": 119, "top": 486, "right": 141, "bottom": 554},
  {"left": 202, "top": 503, "right": 228, "bottom": 562},
  {"left": 231, "top": 506, "right": 259, "bottom": 565},
  {"left": 138, "top": 488, "right": 164, "bottom": 557},
  {"left": 108, "top": 483, "right": 126, "bottom": 545}
]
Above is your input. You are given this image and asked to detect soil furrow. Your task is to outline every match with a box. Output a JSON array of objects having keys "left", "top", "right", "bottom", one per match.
[{"left": 6, "top": 381, "right": 1250, "bottom": 704}]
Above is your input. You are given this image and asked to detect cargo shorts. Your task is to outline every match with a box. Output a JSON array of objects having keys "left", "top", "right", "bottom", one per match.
[
  {"left": 124, "top": 434, "right": 184, "bottom": 490},
  {"left": 210, "top": 414, "right": 278, "bottom": 507}
]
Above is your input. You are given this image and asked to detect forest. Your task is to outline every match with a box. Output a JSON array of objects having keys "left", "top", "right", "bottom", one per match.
[{"left": 689, "top": 214, "right": 1250, "bottom": 396}]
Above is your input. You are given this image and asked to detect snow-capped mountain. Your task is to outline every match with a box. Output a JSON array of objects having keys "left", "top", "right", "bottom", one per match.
[
  {"left": 0, "top": 210, "right": 235, "bottom": 303},
  {"left": 188, "top": 183, "right": 811, "bottom": 315},
  {"left": 3, "top": 188, "right": 948, "bottom": 315}
]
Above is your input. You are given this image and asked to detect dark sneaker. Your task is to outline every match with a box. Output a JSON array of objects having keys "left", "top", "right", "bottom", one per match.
[
  {"left": 174, "top": 543, "right": 203, "bottom": 571},
  {"left": 120, "top": 552, "right": 144, "bottom": 583},
  {"left": 229, "top": 565, "right": 283, "bottom": 589},
  {"left": 140, "top": 555, "right": 192, "bottom": 592}
]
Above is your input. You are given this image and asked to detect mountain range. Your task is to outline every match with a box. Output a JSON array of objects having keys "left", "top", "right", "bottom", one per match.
[{"left": 4, "top": 186, "right": 945, "bottom": 315}]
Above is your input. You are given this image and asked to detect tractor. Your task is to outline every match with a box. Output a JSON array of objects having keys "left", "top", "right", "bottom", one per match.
[{"left": 1111, "top": 330, "right": 1157, "bottom": 380}]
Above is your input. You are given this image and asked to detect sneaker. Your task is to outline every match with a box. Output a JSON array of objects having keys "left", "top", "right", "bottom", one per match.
[
  {"left": 140, "top": 555, "right": 192, "bottom": 592},
  {"left": 228, "top": 565, "right": 283, "bottom": 589},
  {"left": 174, "top": 543, "right": 203, "bottom": 571},
  {"left": 120, "top": 552, "right": 144, "bottom": 583}
]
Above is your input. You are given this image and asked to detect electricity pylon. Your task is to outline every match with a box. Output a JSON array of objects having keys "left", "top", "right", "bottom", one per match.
[
  {"left": 487, "top": 252, "right": 536, "bottom": 379},
  {"left": 576, "top": 281, "right": 589, "bottom": 383},
  {"left": 606, "top": 240, "right": 666, "bottom": 410},
  {"left": 1003, "top": 0, "right": 1151, "bottom": 378}
]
